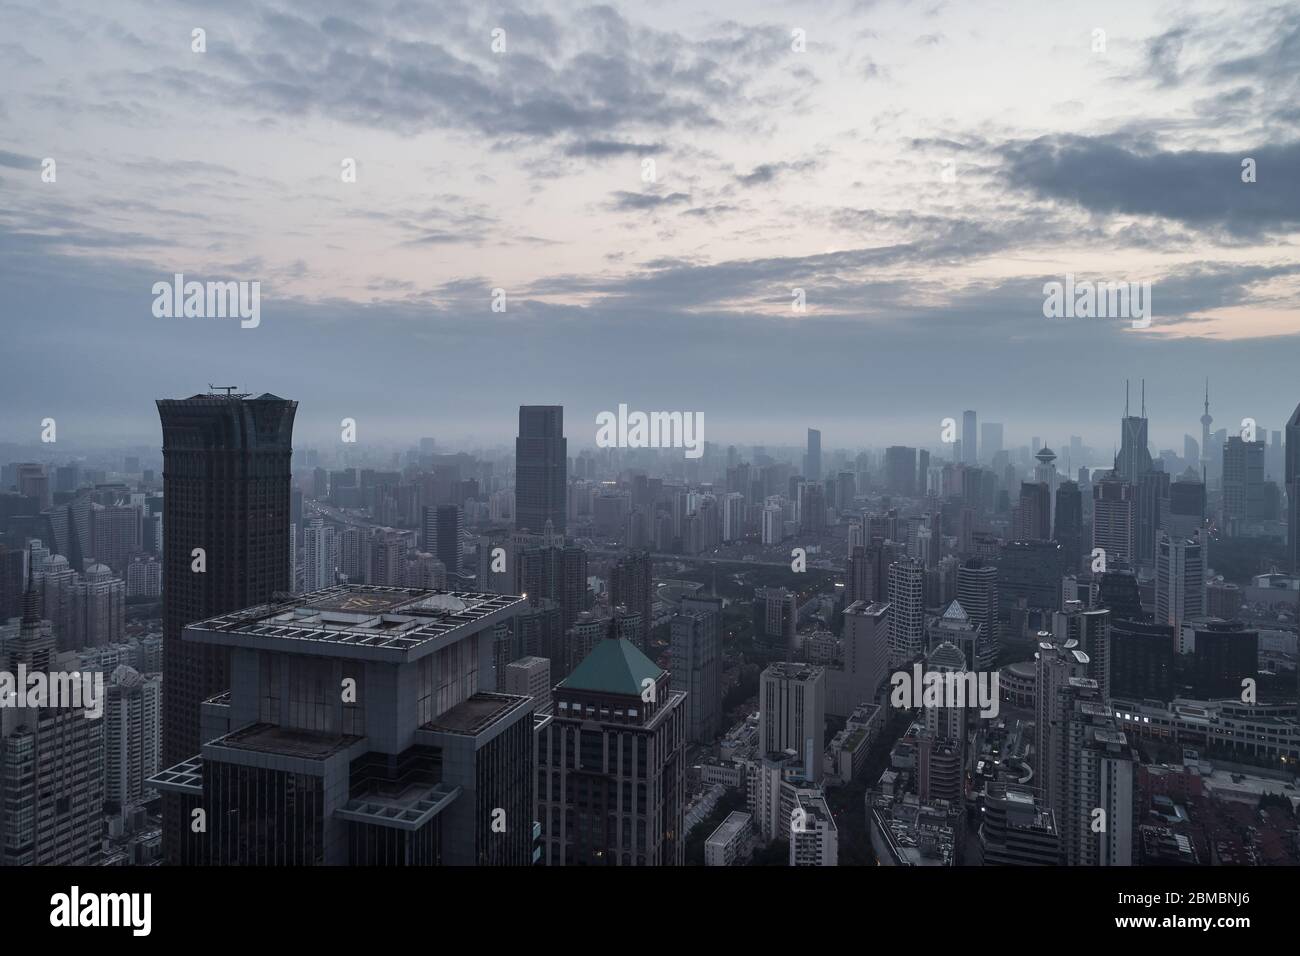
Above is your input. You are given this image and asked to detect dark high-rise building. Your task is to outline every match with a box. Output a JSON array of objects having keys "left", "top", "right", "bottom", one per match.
[
  {"left": 536, "top": 636, "right": 685, "bottom": 865},
  {"left": 962, "top": 410, "right": 977, "bottom": 465},
  {"left": 1190, "top": 620, "right": 1259, "bottom": 699},
  {"left": 610, "top": 549, "right": 654, "bottom": 653},
  {"left": 156, "top": 392, "right": 296, "bottom": 862},
  {"left": 1115, "top": 382, "right": 1153, "bottom": 483},
  {"left": 515, "top": 405, "right": 566, "bottom": 534},
  {"left": 1013, "top": 482, "right": 1050, "bottom": 542},
  {"left": 997, "top": 540, "right": 1066, "bottom": 625},
  {"left": 1134, "top": 469, "right": 1170, "bottom": 571},
  {"left": 1287, "top": 402, "right": 1300, "bottom": 573},
  {"left": 515, "top": 544, "right": 589, "bottom": 637},
  {"left": 1110, "top": 619, "right": 1174, "bottom": 701},
  {"left": 156, "top": 392, "right": 297, "bottom": 767},
  {"left": 1054, "top": 481, "right": 1084, "bottom": 571},
  {"left": 805, "top": 427, "right": 822, "bottom": 482},
  {"left": 1223, "top": 436, "right": 1266, "bottom": 531},
  {"left": 422, "top": 504, "right": 464, "bottom": 576},
  {"left": 884, "top": 446, "right": 917, "bottom": 497}
]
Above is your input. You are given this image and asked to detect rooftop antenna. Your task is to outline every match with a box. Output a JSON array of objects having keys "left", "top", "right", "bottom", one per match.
[
  {"left": 209, "top": 384, "right": 239, "bottom": 396},
  {"left": 1141, "top": 379, "right": 1146, "bottom": 418},
  {"left": 1125, "top": 380, "right": 1130, "bottom": 418}
]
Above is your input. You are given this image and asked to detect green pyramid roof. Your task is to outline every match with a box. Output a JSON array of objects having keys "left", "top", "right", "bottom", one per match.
[{"left": 561, "top": 637, "right": 664, "bottom": 696}]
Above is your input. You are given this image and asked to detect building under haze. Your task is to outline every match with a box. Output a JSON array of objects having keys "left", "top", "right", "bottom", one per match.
[{"left": 515, "top": 405, "right": 567, "bottom": 535}]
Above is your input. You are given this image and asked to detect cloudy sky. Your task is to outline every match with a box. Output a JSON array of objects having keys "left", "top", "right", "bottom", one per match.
[{"left": 1, "top": 0, "right": 1298, "bottom": 455}]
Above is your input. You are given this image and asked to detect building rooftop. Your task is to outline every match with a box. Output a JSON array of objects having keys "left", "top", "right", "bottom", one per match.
[
  {"left": 421, "top": 692, "right": 530, "bottom": 736},
  {"left": 705, "top": 811, "right": 752, "bottom": 847},
  {"left": 183, "top": 584, "right": 526, "bottom": 663},
  {"left": 560, "top": 636, "right": 664, "bottom": 696}
]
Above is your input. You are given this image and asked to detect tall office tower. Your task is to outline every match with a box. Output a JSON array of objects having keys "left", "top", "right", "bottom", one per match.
[
  {"left": 962, "top": 410, "right": 978, "bottom": 465},
  {"left": 1063, "top": 692, "right": 1136, "bottom": 866},
  {"left": 804, "top": 428, "right": 822, "bottom": 482},
  {"left": 887, "top": 559, "right": 925, "bottom": 667},
  {"left": 502, "top": 655, "right": 551, "bottom": 714},
  {"left": 91, "top": 503, "right": 143, "bottom": 573},
  {"left": 104, "top": 664, "right": 162, "bottom": 810},
  {"left": 761, "top": 503, "right": 783, "bottom": 545},
  {"left": 1053, "top": 601, "right": 1112, "bottom": 702},
  {"left": 753, "top": 586, "right": 797, "bottom": 651},
  {"left": 422, "top": 504, "right": 464, "bottom": 576},
  {"left": 1092, "top": 472, "right": 1135, "bottom": 567},
  {"left": 834, "top": 600, "right": 889, "bottom": 715},
  {"left": 980, "top": 422, "right": 1004, "bottom": 464},
  {"left": 928, "top": 600, "right": 980, "bottom": 671},
  {"left": 670, "top": 606, "right": 721, "bottom": 744},
  {"left": 38, "top": 554, "right": 79, "bottom": 649},
  {"left": 1115, "top": 381, "right": 1153, "bottom": 482},
  {"left": 156, "top": 392, "right": 296, "bottom": 768},
  {"left": 515, "top": 405, "right": 567, "bottom": 534},
  {"left": 917, "top": 641, "right": 967, "bottom": 805},
  {"left": 16, "top": 462, "right": 52, "bottom": 511},
  {"left": 1222, "top": 436, "right": 1266, "bottom": 531},
  {"left": 1013, "top": 481, "right": 1051, "bottom": 541},
  {"left": 156, "top": 391, "right": 295, "bottom": 864},
  {"left": 1289, "top": 402, "right": 1300, "bottom": 573},
  {"left": 126, "top": 554, "right": 163, "bottom": 598},
  {"left": 836, "top": 471, "right": 856, "bottom": 513},
  {"left": 368, "top": 528, "right": 410, "bottom": 585},
  {"left": 337, "top": 526, "right": 367, "bottom": 584},
  {"left": 0, "top": 543, "right": 26, "bottom": 622},
  {"left": 301, "top": 518, "right": 336, "bottom": 592},
  {"left": 1034, "top": 637, "right": 1089, "bottom": 814},
  {"left": 1165, "top": 474, "right": 1206, "bottom": 539},
  {"left": 537, "top": 636, "right": 685, "bottom": 865},
  {"left": 797, "top": 481, "right": 826, "bottom": 534},
  {"left": 956, "top": 559, "right": 999, "bottom": 667},
  {"left": 1134, "top": 469, "right": 1170, "bottom": 571},
  {"left": 928, "top": 511, "right": 942, "bottom": 568},
  {"left": 150, "top": 585, "right": 535, "bottom": 865},
  {"left": 979, "top": 784, "right": 1062, "bottom": 865},
  {"left": 884, "top": 446, "right": 918, "bottom": 497},
  {"left": 0, "top": 581, "right": 105, "bottom": 864},
  {"left": 515, "top": 544, "right": 589, "bottom": 637},
  {"left": 917, "top": 450, "right": 931, "bottom": 496},
  {"left": 1054, "top": 480, "right": 1084, "bottom": 571},
  {"left": 759, "top": 662, "right": 826, "bottom": 782},
  {"left": 1156, "top": 532, "right": 1205, "bottom": 642},
  {"left": 609, "top": 549, "right": 653, "bottom": 652},
  {"left": 790, "top": 790, "right": 838, "bottom": 866},
  {"left": 77, "top": 562, "right": 126, "bottom": 647},
  {"left": 721, "top": 492, "right": 745, "bottom": 543}
]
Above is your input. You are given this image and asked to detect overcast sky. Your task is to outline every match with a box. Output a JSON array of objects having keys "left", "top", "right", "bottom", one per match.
[{"left": 1, "top": 0, "right": 1298, "bottom": 454}]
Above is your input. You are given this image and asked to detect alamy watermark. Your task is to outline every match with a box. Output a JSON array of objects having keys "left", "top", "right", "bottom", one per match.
[
  {"left": 1042, "top": 273, "right": 1151, "bottom": 329},
  {"left": 889, "top": 663, "right": 999, "bottom": 718},
  {"left": 0, "top": 666, "right": 103, "bottom": 719},
  {"left": 595, "top": 404, "right": 704, "bottom": 459},
  {"left": 151, "top": 274, "right": 260, "bottom": 328}
]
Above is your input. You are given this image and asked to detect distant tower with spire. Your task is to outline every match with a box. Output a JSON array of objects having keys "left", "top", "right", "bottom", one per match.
[{"left": 1200, "top": 379, "right": 1213, "bottom": 483}]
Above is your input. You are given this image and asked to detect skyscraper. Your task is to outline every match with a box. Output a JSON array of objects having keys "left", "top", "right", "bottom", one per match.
[
  {"left": 1092, "top": 473, "right": 1135, "bottom": 567},
  {"left": 887, "top": 559, "right": 925, "bottom": 666},
  {"left": 759, "top": 662, "right": 826, "bottom": 782},
  {"left": 1054, "top": 480, "right": 1084, "bottom": 571},
  {"left": 956, "top": 559, "right": 999, "bottom": 667},
  {"left": 962, "top": 410, "right": 977, "bottom": 465},
  {"left": 515, "top": 405, "right": 567, "bottom": 534},
  {"left": 804, "top": 427, "right": 822, "bottom": 482},
  {"left": 1156, "top": 532, "right": 1205, "bottom": 643},
  {"left": 422, "top": 504, "right": 464, "bottom": 577},
  {"left": 156, "top": 391, "right": 296, "bottom": 766},
  {"left": 1115, "top": 381, "right": 1153, "bottom": 483},
  {"left": 610, "top": 549, "right": 654, "bottom": 653},
  {"left": 537, "top": 636, "right": 685, "bottom": 865},
  {"left": 1288, "top": 402, "right": 1300, "bottom": 573},
  {"left": 156, "top": 390, "right": 296, "bottom": 861},
  {"left": 670, "top": 601, "right": 721, "bottom": 744},
  {"left": 301, "top": 517, "right": 336, "bottom": 592}
]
